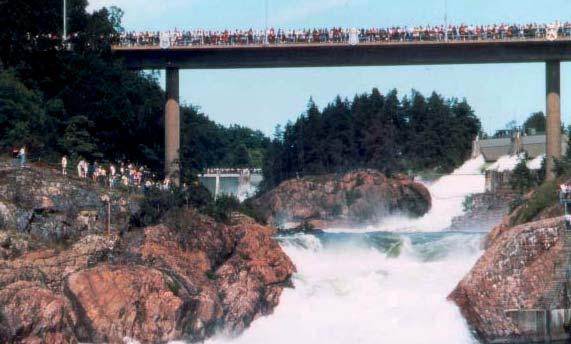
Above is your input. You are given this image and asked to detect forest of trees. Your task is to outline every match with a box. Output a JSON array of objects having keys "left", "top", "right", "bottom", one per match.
[
  {"left": 262, "top": 89, "right": 481, "bottom": 189},
  {"left": 1, "top": 0, "right": 483, "bottom": 196},
  {"left": 0, "top": 0, "right": 268, "bottom": 183}
]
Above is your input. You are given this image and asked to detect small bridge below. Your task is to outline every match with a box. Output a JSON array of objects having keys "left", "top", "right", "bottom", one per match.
[{"left": 199, "top": 168, "right": 262, "bottom": 200}]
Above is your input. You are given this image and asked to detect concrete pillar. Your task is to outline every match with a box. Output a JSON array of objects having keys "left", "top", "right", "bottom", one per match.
[
  {"left": 546, "top": 60, "right": 562, "bottom": 181},
  {"left": 165, "top": 67, "right": 180, "bottom": 184},
  {"left": 215, "top": 173, "right": 220, "bottom": 200}
]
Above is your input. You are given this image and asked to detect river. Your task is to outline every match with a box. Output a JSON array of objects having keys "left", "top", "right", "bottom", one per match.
[{"left": 201, "top": 156, "right": 488, "bottom": 344}]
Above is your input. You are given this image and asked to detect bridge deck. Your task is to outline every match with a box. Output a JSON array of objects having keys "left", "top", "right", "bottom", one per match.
[{"left": 112, "top": 38, "right": 571, "bottom": 69}]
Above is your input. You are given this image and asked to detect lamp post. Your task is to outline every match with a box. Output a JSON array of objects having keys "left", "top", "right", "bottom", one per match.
[
  {"left": 444, "top": 0, "right": 449, "bottom": 41},
  {"left": 63, "top": 0, "right": 67, "bottom": 43},
  {"left": 264, "top": 0, "right": 269, "bottom": 44}
]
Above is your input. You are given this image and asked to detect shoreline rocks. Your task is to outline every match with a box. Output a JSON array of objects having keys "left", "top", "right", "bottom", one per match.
[
  {"left": 0, "top": 167, "right": 138, "bottom": 243},
  {"left": 448, "top": 192, "right": 514, "bottom": 232},
  {"left": 449, "top": 217, "right": 571, "bottom": 343},
  {"left": 0, "top": 165, "right": 295, "bottom": 343},
  {"left": 253, "top": 170, "right": 431, "bottom": 230}
]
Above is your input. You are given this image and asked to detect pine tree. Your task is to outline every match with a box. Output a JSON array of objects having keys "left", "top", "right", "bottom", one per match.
[
  {"left": 60, "top": 115, "right": 101, "bottom": 159},
  {"left": 260, "top": 88, "right": 481, "bottom": 191},
  {"left": 510, "top": 156, "right": 534, "bottom": 194}
]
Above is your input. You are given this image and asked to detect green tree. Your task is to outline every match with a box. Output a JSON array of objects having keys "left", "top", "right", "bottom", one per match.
[
  {"left": 523, "top": 112, "right": 546, "bottom": 134},
  {"left": 232, "top": 144, "right": 251, "bottom": 167},
  {"left": 0, "top": 70, "right": 48, "bottom": 152},
  {"left": 261, "top": 88, "right": 481, "bottom": 190},
  {"left": 60, "top": 115, "right": 101, "bottom": 159},
  {"left": 510, "top": 156, "right": 534, "bottom": 194}
]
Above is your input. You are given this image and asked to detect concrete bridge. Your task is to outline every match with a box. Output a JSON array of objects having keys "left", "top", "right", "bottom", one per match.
[
  {"left": 112, "top": 37, "right": 571, "bottom": 182},
  {"left": 199, "top": 168, "right": 262, "bottom": 200}
]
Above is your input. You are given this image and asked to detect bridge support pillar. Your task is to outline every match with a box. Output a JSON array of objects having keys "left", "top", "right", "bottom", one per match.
[
  {"left": 546, "top": 60, "right": 562, "bottom": 182},
  {"left": 214, "top": 173, "right": 220, "bottom": 200},
  {"left": 165, "top": 67, "right": 180, "bottom": 185}
]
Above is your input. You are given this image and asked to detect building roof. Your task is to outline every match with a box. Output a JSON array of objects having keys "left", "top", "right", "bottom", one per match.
[{"left": 478, "top": 134, "right": 568, "bottom": 162}]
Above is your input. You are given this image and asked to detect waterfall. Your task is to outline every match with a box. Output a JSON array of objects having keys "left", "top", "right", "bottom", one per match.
[{"left": 200, "top": 157, "right": 488, "bottom": 344}]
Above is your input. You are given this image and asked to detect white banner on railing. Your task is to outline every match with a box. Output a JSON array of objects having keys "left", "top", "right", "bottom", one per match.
[{"left": 160, "top": 32, "right": 171, "bottom": 49}]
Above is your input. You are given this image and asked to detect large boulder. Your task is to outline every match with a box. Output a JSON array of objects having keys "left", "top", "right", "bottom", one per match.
[
  {"left": 66, "top": 265, "right": 185, "bottom": 343},
  {"left": 253, "top": 170, "right": 431, "bottom": 229},
  {"left": 449, "top": 217, "right": 571, "bottom": 343},
  {"left": 128, "top": 210, "right": 296, "bottom": 340},
  {"left": 0, "top": 209, "right": 294, "bottom": 343},
  {"left": 0, "top": 281, "right": 78, "bottom": 344}
]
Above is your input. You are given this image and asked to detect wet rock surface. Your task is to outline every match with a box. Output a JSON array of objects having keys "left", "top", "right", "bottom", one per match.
[
  {"left": 253, "top": 170, "right": 431, "bottom": 230},
  {"left": 449, "top": 217, "right": 571, "bottom": 343},
  {"left": 0, "top": 166, "right": 295, "bottom": 343},
  {"left": 449, "top": 193, "right": 514, "bottom": 232}
]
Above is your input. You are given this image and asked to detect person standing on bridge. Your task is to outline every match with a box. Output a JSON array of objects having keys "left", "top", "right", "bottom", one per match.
[{"left": 61, "top": 155, "right": 68, "bottom": 175}]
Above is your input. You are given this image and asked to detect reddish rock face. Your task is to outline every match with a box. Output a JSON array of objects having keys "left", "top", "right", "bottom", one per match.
[
  {"left": 216, "top": 223, "right": 295, "bottom": 334},
  {"left": 0, "top": 281, "right": 78, "bottom": 344},
  {"left": 67, "top": 265, "right": 185, "bottom": 343},
  {"left": 449, "top": 217, "right": 570, "bottom": 342},
  {"left": 0, "top": 210, "right": 295, "bottom": 343},
  {"left": 253, "top": 170, "right": 431, "bottom": 229}
]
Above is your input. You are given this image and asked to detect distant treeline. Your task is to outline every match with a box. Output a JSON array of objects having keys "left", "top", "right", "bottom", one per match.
[
  {"left": 0, "top": 0, "right": 267, "bottom": 182},
  {"left": 262, "top": 89, "right": 481, "bottom": 190},
  {"left": 0, "top": 0, "right": 480, "bottom": 191}
]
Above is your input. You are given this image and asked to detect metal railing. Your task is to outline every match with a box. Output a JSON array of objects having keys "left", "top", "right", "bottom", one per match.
[{"left": 113, "top": 25, "right": 571, "bottom": 48}]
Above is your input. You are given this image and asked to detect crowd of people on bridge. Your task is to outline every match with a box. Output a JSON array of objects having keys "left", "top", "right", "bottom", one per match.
[{"left": 117, "top": 22, "right": 571, "bottom": 47}]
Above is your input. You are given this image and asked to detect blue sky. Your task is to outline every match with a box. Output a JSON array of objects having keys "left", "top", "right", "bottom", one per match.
[{"left": 88, "top": 0, "right": 571, "bottom": 136}]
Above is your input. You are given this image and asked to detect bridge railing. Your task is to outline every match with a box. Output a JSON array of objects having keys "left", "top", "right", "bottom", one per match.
[{"left": 114, "top": 26, "right": 571, "bottom": 48}]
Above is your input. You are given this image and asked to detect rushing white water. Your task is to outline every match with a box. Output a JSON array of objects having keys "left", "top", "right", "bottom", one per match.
[
  {"left": 205, "top": 232, "right": 482, "bottom": 344},
  {"left": 326, "top": 155, "right": 487, "bottom": 233},
  {"left": 527, "top": 154, "right": 545, "bottom": 170},
  {"left": 487, "top": 154, "right": 521, "bottom": 172},
  {"left": 200, "top": 157, "right": 490, "bottom": 344}
]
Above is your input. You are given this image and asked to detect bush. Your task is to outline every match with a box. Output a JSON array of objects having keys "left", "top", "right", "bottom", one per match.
[
  {"left": 167, "top": 278, "right": 181, "bottom": 296},
  {"left": 130, "top": 183, "right": 213, "bottom": 227},
  {"left": 131, "top": 183, "right": 265, "bottom": 228},
  {"left": 509, "top": 197, "right": 525, "bottom": 213},
  {"left": 204, "top": 194, "right": 241, "bottom": 223},
  {"left": 511, "top": 181, "right": 558, "bottom": 225},
  {"left": 238, "top": 198, "right": 267, "bottom": 224},
  {"left": 205, "top": 271, "right": 218, "bottom": 280},
  {"left": 510, "top": 156, "right": 535, "bottom": 194},
  {"left": 462, "top": 194, "right": 474, "bottom": 212}
]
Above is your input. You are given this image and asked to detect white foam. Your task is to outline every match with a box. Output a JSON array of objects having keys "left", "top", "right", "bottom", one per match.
[
  {"left": 173, "top": 158, "right": 488, "bottom": 344},
  {"left": 328, "top": 155, "right": 486, "bottom": 233},
  {"left": 203, "top": 233, "right": 481, "bottom": 344},
  {"left": 487, "top": 154, "right": 522, "bottom": 172},
  {"left": 527, "top": 154, "right": 545, "bottom": 170}
]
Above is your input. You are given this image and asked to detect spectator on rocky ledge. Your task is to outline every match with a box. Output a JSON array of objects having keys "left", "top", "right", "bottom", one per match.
[
  {"left": 18, "top": 146, "right": 26, "bottom": 168},
  {"left": 61, "top": 155, "right": 68, "bottom": 175},
  {"left": 11, "top": 148, "right": 18, "bottom": 167}
]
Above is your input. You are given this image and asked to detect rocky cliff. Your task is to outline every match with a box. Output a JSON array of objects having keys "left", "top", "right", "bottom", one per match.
[
  {"left": 0, "top": 165, "right": 295, "bottom": 343},
  {"left": 0, "top": 166, "right": 138, "bottom": 243},
  {"left": 448, "top": 193, "right": 513, "bottom": 232},
  {"left": 253, "top": 170, "right": 431, "bottom": 229},
  {"left": 449, "top": 217, "right": 571, "bottom": 343}
]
